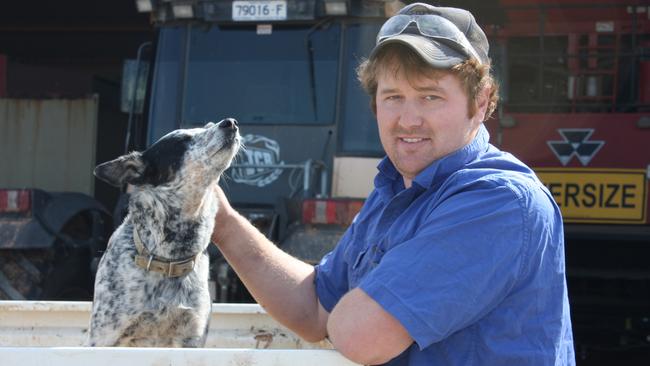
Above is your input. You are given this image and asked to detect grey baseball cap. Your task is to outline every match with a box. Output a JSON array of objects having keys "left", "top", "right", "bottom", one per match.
[{"left": 370, "top": 2, "right": 489, "bottom": 68}]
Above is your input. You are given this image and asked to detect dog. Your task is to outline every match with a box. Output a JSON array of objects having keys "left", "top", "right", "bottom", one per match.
[{"left": 87, "top": 118, "right": 240, "bottom": 347}]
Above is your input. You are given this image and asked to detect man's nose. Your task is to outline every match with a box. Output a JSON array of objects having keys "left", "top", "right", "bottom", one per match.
[{"left": 398, "top": 100, "right": 424, "bottom": 129}]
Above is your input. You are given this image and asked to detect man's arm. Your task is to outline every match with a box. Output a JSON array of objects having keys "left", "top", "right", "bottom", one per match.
[
  {"left": 328, "top": 288, "right": 413, "bottom": 365},
  {"left": 211, "top": 186, "right": 328, "bottom": 341},
  {"left": 211, "top": 186, "right": 413, "bottom": 362}
]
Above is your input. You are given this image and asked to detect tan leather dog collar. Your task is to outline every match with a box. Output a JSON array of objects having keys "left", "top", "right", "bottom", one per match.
[{"left": 132, "top": 227, "right": 200, "bottom": 278}]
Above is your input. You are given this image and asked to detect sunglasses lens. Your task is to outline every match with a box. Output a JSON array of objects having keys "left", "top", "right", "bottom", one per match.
[
  {"left": 376, "top": 14, "right": 477, "bottom": 61},
  {"left": 376, "top": 15, "right": 412, "bottom": 42},
  {"left": 417, "top": 16, "right": 456, "bottom": 39}
]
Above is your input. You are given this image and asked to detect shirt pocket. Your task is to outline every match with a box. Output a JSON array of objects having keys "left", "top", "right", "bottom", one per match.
[
  {"left": 347, "top": 245, "right": 387, "bottom": 289},
  {"left": 345, "top": 247, "right": 367, "bottom": 289}
]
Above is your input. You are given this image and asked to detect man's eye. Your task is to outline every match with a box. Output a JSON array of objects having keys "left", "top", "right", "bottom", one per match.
[
  {"left": 424, "top": 95, "right": 440, "bottom": 101},
  {"left": 386, "top": 95, "right": 402, "bottom": 101}
]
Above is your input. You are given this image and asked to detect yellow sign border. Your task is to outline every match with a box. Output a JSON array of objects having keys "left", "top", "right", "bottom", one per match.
[{"left": 534, "top": 168, "right": 648, "bottom": 224}]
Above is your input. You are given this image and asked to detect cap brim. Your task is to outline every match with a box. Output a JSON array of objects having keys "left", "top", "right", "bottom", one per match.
[{"left": 370, "top": 34, "right": 467, "bottom": 68}]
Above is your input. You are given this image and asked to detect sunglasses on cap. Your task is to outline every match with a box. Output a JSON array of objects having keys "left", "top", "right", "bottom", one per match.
[{"left": 376, "top": 14, "right": 482, "bottom": 64}]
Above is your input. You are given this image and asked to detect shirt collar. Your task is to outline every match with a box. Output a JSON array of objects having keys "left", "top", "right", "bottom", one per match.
[{"left": 375, "top": 125, "right": 490, "bottom": 195}]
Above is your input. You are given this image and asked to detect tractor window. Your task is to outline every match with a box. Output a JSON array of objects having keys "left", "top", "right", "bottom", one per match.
[
  {"left": 505, "top": 34, "right": 642, "bottom": 113},
  {"left": 338, "top": 22, "right": 384, "bottom": 156},
  {"left": 507, "top": 36, "right": 572, "bottom": 113},
  {"left": 182, "top": 23, "right": 340, "bottom": 126},
  {"left": 148, "top": 26, "right": 186, "bottom": 144}
]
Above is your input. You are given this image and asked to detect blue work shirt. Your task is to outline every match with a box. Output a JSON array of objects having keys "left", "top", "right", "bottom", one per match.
[{"left": 315, "top": 126, "right": 575, "bottom": 365}]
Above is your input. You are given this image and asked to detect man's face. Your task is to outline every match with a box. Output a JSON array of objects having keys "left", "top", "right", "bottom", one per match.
[{"left": 375, "top": 66, "right": 487, "bottom": 186}]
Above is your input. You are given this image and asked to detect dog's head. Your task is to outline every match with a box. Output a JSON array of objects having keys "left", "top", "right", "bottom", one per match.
[{"left": 94, "top": 118, "right": 240, "bottom": 189}]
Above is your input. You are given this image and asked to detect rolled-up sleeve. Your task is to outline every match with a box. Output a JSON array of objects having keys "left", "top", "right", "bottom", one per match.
[
  {"left": 314, "top": 225, "right": 356, "bottom": 312},
  {"left": 359, "top": 182, "right": 528, "bottom": 349}
]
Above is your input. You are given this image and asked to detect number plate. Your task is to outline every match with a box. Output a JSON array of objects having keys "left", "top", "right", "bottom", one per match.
[{"left": 232, "top": 1, "right": 287, "bottom": 21}]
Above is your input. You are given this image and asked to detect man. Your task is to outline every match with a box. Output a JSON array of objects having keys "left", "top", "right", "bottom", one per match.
[{"left": 211, "top": 3, "right": 575, "bottom": 365}]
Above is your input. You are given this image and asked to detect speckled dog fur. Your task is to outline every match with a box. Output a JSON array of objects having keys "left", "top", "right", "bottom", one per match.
[{"left": 87, "top": 119, "right": 240, "bottom": 347}]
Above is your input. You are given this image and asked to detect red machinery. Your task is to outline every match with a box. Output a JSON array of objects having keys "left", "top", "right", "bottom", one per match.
[{"left": 482, "top": 1, "right": 649, "bottom": 361}]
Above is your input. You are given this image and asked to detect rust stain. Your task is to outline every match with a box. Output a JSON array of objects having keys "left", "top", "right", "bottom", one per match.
[{"left": 254, "top": 330, "right": 274, "bottom": 349}]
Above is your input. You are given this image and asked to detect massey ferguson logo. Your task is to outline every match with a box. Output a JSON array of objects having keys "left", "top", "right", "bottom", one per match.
[
  {"left": 232, "top": 134, "right": 284, "bottom": 187},
  {"left": 547, "top": 129, "right": 604, "bottom": 166}
]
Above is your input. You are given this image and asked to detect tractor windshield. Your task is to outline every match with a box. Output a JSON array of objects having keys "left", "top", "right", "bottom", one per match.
[
  {"left": 147, "top": 20, "right": 385, "bottom": 156},
  {"left": 182, "top": 23, "right": 340, "bottom": 126}
]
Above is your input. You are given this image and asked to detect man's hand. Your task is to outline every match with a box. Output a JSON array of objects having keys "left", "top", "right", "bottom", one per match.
[{"left": 211, "top": 184, "right": 236, "bottom": 244}]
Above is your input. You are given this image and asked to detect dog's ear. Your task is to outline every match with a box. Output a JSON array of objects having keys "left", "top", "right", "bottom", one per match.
[{"left": 94, "top": 152, "right": 146, "bottom": 187}]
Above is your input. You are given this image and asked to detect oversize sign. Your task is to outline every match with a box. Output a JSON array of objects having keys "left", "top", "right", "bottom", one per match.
[{"left": 536, "top": 168, "right": 647, "bottom": 224}]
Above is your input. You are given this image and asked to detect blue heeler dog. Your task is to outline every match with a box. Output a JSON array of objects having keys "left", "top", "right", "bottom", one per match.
[{"left": 88, "top": 118, "right": 240, "bottom": 347}]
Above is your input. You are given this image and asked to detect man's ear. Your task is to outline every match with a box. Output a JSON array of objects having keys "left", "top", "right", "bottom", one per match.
[
  {"left": 94, "top": 152, "right": 146, "bottom": 187},
  {"left": 474, "top": 86, "right": 491, "bottom": 123}
]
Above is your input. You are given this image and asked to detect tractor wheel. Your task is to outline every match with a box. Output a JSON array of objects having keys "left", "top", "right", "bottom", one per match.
[{"left": 0, "top": 249, "right": 53, "bottom": 300}]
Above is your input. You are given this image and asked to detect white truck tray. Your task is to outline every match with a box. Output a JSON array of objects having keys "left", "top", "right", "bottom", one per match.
[{"left": 0, "top": 301, "right": 360, "bottom": 366}]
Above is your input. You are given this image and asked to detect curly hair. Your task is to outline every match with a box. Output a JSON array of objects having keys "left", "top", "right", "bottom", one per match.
[{"left": 357, "top": 43, "right": 499, "bottom": 120}]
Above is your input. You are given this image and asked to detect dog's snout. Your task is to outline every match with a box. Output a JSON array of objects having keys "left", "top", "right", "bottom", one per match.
[{"left": 219, "top": 118, "right": 238, "bottom": 130}]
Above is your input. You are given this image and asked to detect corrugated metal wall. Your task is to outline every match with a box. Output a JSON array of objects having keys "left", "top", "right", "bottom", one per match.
[{"left": 0, "top": 97, "right": 98, "bottom": 195}]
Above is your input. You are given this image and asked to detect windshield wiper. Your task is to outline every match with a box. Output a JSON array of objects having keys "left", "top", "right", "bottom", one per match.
[{"left": 305, "top": 18, "right": 333, "bottom": 122}]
